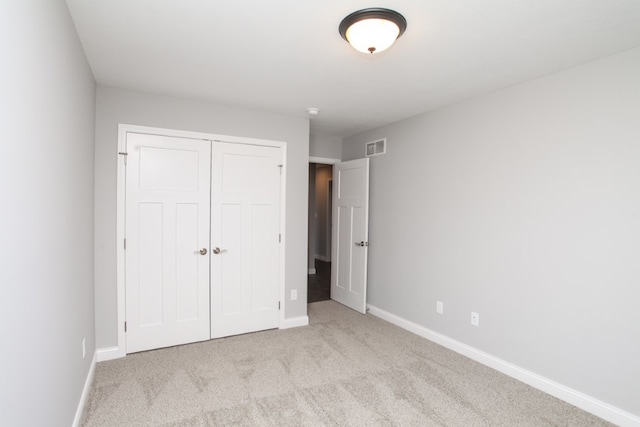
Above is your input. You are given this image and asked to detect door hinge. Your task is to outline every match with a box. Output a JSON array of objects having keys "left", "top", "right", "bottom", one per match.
[
  {"left": 278, "top": 301, "right": 281, "bottom": 310},
  {"left": 118, "top": 151, "right": 128, "bottom": 165},
  {"left": 279, "top": 233, "right": 281, "bottom": 243},
  {"left": 124, "top": 321, "right": 127, "bottom": 332},
  {"left": 278, "top": 164, "right": 283, "bottom": 175},
  {"left": 124, "top": 238, "right": 127, "bottom": 250}
]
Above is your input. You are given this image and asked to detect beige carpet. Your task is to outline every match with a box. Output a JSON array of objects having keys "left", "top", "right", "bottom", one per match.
[{"left": 81, "top": 301, "right": 611, "bottom": 426}]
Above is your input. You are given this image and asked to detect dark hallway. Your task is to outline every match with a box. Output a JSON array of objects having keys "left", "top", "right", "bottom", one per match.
[{"left": 307, "top": 260, "right": 330, "bottom": 303}]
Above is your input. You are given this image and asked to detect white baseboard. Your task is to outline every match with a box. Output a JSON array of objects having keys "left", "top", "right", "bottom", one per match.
[
  {"left": 97, "top": 346, "right": 125, "bottom": 362},
  {"left": 72, "top": 351, "right": 97, "bottom": 427},
  {"left": 367, "top": 304, "right": 640, "bottom": 427},
  {"left": 280, "top": 315, "right": 309, "bottom": 329},
  {"left": 308, "top": 268, "right": 316, "bottom": 275}
]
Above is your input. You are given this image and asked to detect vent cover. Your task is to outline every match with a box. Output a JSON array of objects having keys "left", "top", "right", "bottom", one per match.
[{"left": 365, "top": 138, "right": 386, "bottom": 157}]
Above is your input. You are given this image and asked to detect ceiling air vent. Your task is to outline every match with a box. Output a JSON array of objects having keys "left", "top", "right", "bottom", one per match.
[{"left": 365, "top": 138, "right": 386, "bottom": 157}]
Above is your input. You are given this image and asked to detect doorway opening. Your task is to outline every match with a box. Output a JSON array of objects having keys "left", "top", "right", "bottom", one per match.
[{"left": 308, "top": 163, "right": 333, "bottom": 303}]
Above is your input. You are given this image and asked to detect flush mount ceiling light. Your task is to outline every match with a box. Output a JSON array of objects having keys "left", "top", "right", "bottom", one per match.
[{"left": 339, "top": 8, "right": 407, "bottom": 54}]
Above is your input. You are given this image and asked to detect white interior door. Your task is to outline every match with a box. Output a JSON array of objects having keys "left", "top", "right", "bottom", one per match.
[
  {"left": 210, "top": 142, "right": 282, "bottom": 338},
  {"left": 125, "top": 133, "right": 211, "bottom": 353},
  {"left": 331, "top": 158, "right": 370, "bottom": 313}
]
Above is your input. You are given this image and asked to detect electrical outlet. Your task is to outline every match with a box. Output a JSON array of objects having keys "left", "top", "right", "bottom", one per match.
[
  {"left": 471, "top": 312, "right": 479, "bottom": 327},
  {"left": 436, "top": 301, "right": 444, "bottom": 314},
  {"left": 82, "top": 337, "right": 86, "bottom": 359},
  {"left": 291, "top": 289, "right": 298, "bottom": 301}
]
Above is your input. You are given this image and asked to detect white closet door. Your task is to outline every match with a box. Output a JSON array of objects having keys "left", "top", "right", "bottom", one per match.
[
  {"left": 210, "top": 142, "right": 282, "bottom": 338},
  {"left": 125, "top": 133, "right": 211, "bottom": 353}
]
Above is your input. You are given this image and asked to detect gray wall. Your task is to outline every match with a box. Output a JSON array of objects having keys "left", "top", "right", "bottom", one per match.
[
  {"left": 95, "top": 86, "right": 310, "bottom": 349},
  {"left": 0, "top": 1, "right": 96, "bottom": 425},
  {"left": 310, "top": 134, "right": 342, "bottom": 159},
  {"left": 343, "top": 47, "right": 640, "bottom": 416},
  {"left": 308, "top": 164, "right": 332, "bottom": 271},
  {"left": 314, "top": 166, "right": 332, "bottom": 260},
  {"left": 308, "top": 164, "right": 317, "bottom": 271}
]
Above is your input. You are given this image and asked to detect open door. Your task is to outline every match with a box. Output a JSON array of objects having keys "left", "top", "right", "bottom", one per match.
[{"left": 330, "top": 158, "right": 369, "bottom": 313}]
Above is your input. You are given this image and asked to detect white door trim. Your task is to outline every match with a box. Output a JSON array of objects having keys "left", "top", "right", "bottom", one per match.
[
  {"left": 309, "top": 156, "right": 340, "bottom": 165},
  {"left": 115, "top": 124, "right": 287, "bottom": 358}
]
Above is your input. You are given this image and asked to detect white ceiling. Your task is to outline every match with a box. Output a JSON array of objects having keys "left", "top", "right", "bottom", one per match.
[{"left": 66, "top": 0, "right": 640, "bottom": 139}]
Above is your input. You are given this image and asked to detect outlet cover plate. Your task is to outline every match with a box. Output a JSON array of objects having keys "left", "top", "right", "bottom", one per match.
[{"left": 471, "top": 312, "right": 479, "bottom": 326}]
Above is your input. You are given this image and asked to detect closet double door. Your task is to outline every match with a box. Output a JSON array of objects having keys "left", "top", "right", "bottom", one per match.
[{"left": 124, "top": 132, "right": 282, "bottom": 353}]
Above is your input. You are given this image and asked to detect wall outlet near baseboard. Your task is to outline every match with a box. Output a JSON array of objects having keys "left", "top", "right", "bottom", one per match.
[
  {"left": 291, "top": 289, "right": 298, "bottom": 301},
  {"left": 471, "top": 312, "right": 479, "bottom": 327},
  {"left": 436, "top": 301, "right": 444, "bottom": 314}
]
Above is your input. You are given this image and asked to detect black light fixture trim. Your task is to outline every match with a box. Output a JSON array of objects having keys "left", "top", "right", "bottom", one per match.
[{"left": 339, "top": 8, "right": 408, "bottom": 42}]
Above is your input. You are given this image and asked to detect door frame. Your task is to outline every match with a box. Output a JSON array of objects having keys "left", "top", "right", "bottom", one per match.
[{"left": 114, "top": 124, "right": 287, "bottom": 359}]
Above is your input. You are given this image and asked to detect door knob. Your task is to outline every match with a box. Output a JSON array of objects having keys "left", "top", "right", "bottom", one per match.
[
  {"left": 354, "top": 241, "right": 368, "bottom": 247},
  {"left": 199, "top": 248, "right": 208, "bottom": 255},
  {"left": 213, "top": 247, "right": 228, "bottom": 254}
]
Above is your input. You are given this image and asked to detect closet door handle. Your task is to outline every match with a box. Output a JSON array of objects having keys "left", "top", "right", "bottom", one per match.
[
  {"left": 213, "top": 247, "right": 228, "bottom": 255},
  {"left": 199, "top": 248, "right": 208, "bottom": 255}
]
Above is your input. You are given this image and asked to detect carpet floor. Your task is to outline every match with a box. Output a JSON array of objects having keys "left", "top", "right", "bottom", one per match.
[{"left": 81, "top": 301, "right": 611, "bottom": 426}]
